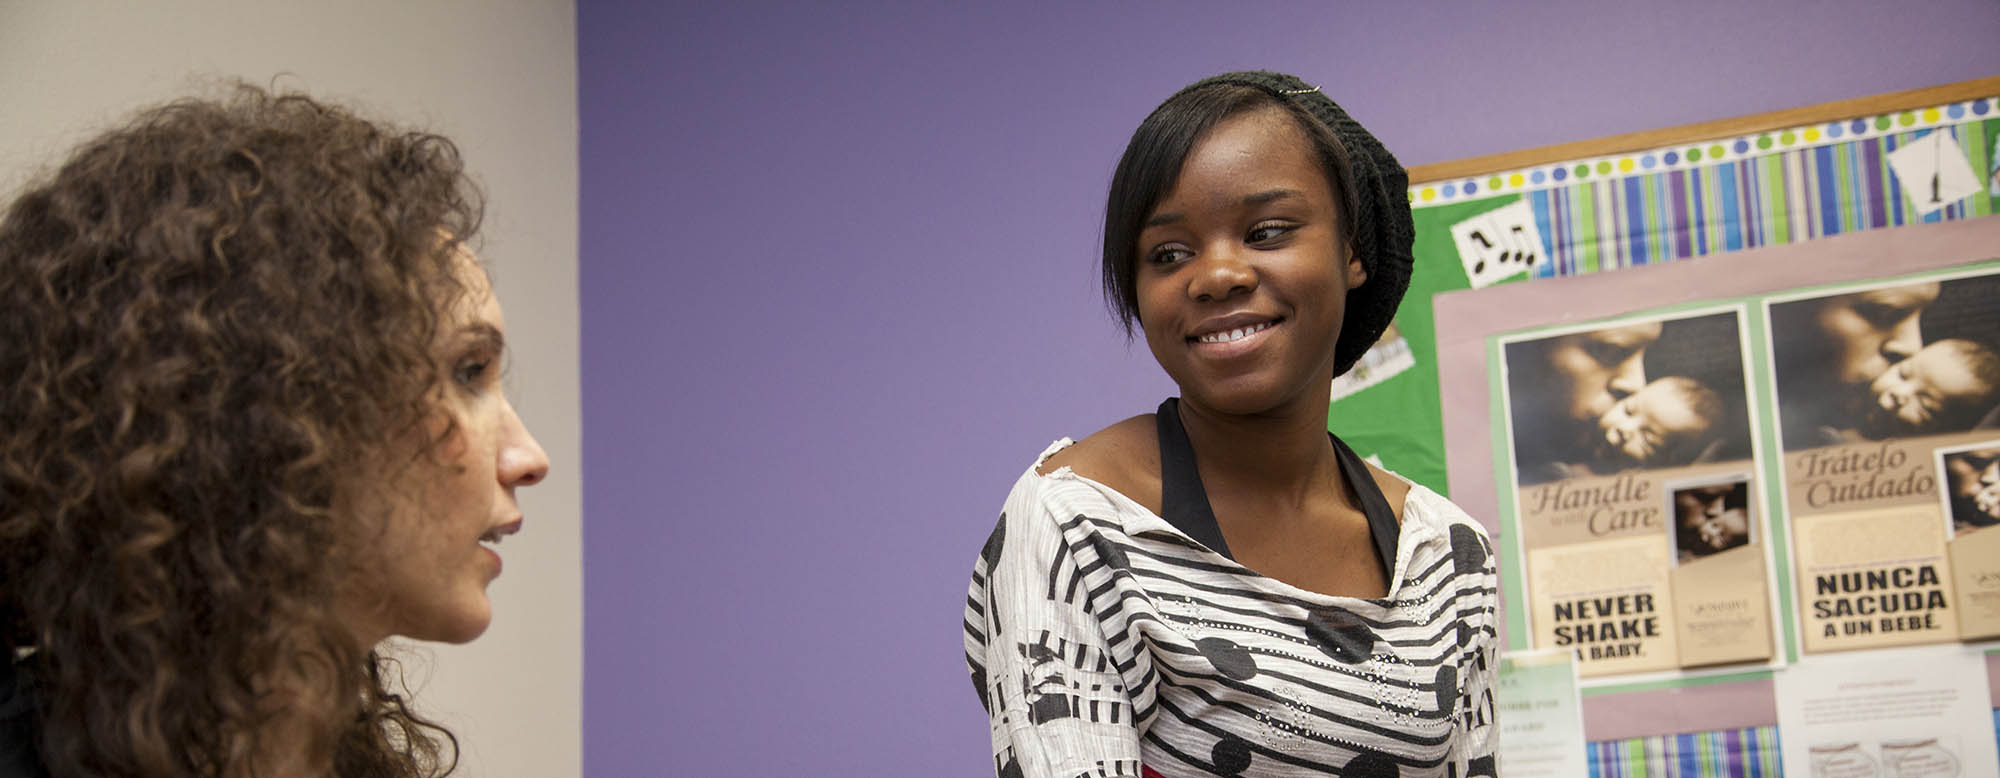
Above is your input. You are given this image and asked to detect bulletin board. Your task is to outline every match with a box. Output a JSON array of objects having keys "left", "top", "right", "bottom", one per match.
[
  {"left": 1329, "top": 76, "right": 2000, "bottom": 496},
  {"left": 1328, "top": 76, "right": 2000, "bottom": 777}
]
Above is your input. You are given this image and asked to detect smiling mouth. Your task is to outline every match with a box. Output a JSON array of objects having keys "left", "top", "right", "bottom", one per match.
[
  {"left": 1192, "top": 320, "right": 1279, "bottom": 344},
  {"left": 479, "top": 519, "right": 523, "bottom": 548}
]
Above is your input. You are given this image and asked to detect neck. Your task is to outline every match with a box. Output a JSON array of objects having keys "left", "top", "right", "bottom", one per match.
[
  {"left": 246, "top": 661, "right": 354, "bottom": 778},
  {"left": 247, "top": 717, "right": 319, "bottom": 778},
  {"left": 1175, "top": 385, "right": 1344, "bottom": 509},
  {"left": 240, "top": 622, "right": 377, "bottom": 778}
]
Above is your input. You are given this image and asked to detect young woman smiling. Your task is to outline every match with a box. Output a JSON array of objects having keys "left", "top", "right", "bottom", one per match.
[{"left": 965, "top": 72, "right": 1497, "bottom": 778}]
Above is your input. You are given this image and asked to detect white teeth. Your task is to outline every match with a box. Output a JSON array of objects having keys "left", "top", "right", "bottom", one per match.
[
  {"left": 479, "top": 530, "right": 501, "bottom": 546},
  {"left": 1197, "top": 321, "right": 1273, "bottom": 344}
]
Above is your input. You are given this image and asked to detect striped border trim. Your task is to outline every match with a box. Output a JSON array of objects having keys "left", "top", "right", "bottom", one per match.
[{"left": 1413, "top": 96, "right": 1999, "bottom": 206}]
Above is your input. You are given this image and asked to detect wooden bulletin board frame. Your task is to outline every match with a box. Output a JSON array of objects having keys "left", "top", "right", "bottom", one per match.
[{"left": 1408, "top": 75, "right": 2000, "bottom": 185}]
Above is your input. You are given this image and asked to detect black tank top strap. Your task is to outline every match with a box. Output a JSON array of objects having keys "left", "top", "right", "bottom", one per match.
[
  {"left": 1328, "top": 431, "right": 1400, "bottom": 583},
  {"left": 1155, "top": 397, "right": 1398, "bottom": 582},
  {"left": 1155, "top": 398, "right": 1233, "bottom": 559}
]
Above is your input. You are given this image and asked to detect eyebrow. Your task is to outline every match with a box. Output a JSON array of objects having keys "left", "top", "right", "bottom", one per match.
[
  {"left": 1143, "top": 188, "right": 1307, "bottom": 228},
  {"left": 1594, "top": 333, "right": 1650, "bottom": 348},
  {"left": 458, "top": 322, "right": 506, "bottom": 353}
]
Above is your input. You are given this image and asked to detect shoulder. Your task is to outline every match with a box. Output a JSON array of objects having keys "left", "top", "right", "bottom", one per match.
[
  {"left": 1394, "top": 480, "right": 1497, "bottom": 578},
  {"left": 1035, "top": 415, "right": 1163, "bottom": 516},
  {"left": 977, "top": 432, "right": 1159, "bottom": 611},
  {"left": 1361, "top": 461, "right": 1414, "bottom": 525},
  {"left": 984, "top": 424, "right": 1152, "bottom": 550}
]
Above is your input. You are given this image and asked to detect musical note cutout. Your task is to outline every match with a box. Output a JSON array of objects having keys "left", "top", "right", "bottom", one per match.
[
  {"left": 1449, "top": 200, "right": 1545, "bottom": 289},
  {"left": 1886, "top": 131, "right": 1979, "bottom": 217}
]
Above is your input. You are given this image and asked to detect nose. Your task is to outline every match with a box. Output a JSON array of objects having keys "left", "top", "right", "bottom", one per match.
[
  {"left": 1883, "top": 315, "right": 1923, "bottom": 362},
  {"left": 499, "top": 398, "right": 550, "bottom": 488},
  {"left": 1187, "top": 244, "right": 1256, "bottom": 303},
  {"left": 1607, "top": 356, "right": 1646, "bottom": 399},
  {"left": 1879, "top": 387, "right": 1901, "bottom": 411},
  {"left": 1604, "top": 408, "right": 1636, "bottom": 440}
]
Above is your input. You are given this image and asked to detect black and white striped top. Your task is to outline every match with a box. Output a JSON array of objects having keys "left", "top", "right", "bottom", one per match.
[{"left": 964, "top": 419, "right": 1498, "bottom": 778}]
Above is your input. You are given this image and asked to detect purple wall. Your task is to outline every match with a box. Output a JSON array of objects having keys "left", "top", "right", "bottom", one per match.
[{"left": 578, "top": 2, "right": 1999, "bottom": 772}]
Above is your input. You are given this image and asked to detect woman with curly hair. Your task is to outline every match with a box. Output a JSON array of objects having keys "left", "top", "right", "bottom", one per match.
[{"left": 0, "top": 85, "right": 549, "bottom": 778}]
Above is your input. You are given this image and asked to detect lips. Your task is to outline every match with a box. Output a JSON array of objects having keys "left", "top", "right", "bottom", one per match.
[
  {"left": 1187, "top": 313, "right": 1282, "bottom": 345},
  {"left": 479, "top": 518, "right": 523, "bottom": 547},
  {"left": 1197, "top": 322, "right": 1276, "bottom": 344}
]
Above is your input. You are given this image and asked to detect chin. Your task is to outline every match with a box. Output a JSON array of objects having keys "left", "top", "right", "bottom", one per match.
[
  {"left": 1857, "top": 410, "right": 1910, "bottom": 439},
  {"left": 401, "top": 602, "right": 494, "bottom": 644},
  {"left": 437, "top": 618, "right": 493, "bottom": 644},
  {"left": 1180, "top": 375, "right": 1310, "bottom": 417},
  {"left": 1585, "top": 445, "right": 1635, "bottom": 473},
  {"left": 412, "top": 620, "right": 491, "bottom": 645}
]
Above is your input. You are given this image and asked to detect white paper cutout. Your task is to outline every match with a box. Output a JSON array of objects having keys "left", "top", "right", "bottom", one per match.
[
  {"left": 1329, "top": 324, "right": 1414, "bottom": 402},
  {"left": 1886, "top": 131, "right": 1980, "bottom": 216},
  {"left": 1450, "top": 200, "right": 1545, "bottom": 289}
]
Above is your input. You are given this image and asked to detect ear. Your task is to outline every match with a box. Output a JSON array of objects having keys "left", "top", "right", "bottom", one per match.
[{"left": 1344, "top": 241, "right": 1368, "bottom": 289}]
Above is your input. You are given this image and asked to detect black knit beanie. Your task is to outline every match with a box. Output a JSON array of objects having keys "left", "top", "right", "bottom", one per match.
[{"left": 1171, "top": 71, "right": 1415, "bottom": 379}]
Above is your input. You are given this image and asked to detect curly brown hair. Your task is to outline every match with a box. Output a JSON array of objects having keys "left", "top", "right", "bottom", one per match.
[{"left": 0, "top": 84, "right": 485, "bottom": 777}]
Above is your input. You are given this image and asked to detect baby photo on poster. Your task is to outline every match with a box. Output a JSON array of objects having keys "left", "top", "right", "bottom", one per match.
[
  {"left": 1667, "top": 475, "right": 1754, "bottom": 565},
  {"left": 1504, "top": 310, "right": 1754, "bottom": 486},
  {"left": 1768, "top": 271, "right": 2000, "bottom": 452},
  {"left": 1935, "top": 441, "right": 2000, "bottom": 538}
]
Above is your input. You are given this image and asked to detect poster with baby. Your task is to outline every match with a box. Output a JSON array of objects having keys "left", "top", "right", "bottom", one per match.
[
  {"left": 1499, "top": 307, "right": 1776, "bottom": 678},
  {"left": 1767, "top": 265, "right": 2000, "bottom": 651}
]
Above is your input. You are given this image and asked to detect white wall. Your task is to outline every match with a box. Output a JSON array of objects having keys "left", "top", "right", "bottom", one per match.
[{"left": 0, "top": 2, "right": 581, "bottom": 776}]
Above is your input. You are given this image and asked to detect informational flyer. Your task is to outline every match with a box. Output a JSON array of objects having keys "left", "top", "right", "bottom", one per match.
[
  {"left": 1493, "top": 257, "right": 2000, "bottom": 683},
  {"left": 1495, "top": 650, "right": 1587, "bottom": 778},
  {"left": 1938, "top": 441, "right": 2000, "bottom": 638},
  {"left": 1766, "top": 266, "right": 2000, "bottom": 650},
  {"left": 1498, "top": 307, "right": 1776, "bottom": 677},
  {"left": 1772, "top": 645, "right": 2000, "bottom": 778}
]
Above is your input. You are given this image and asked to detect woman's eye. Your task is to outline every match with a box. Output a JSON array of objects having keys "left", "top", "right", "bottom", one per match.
[
  {"left": 1855, "top": 302, "right": 1910, "bottom": 329},
  {"left": 1247, "top": 224, "right": 1293, "bottom": 243},
  {"left": 1147, "top": 246, "right": 1191, "bottom": 265},
  {"left": 455, "top": 360, "right": 491, "bottom": 386}
]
